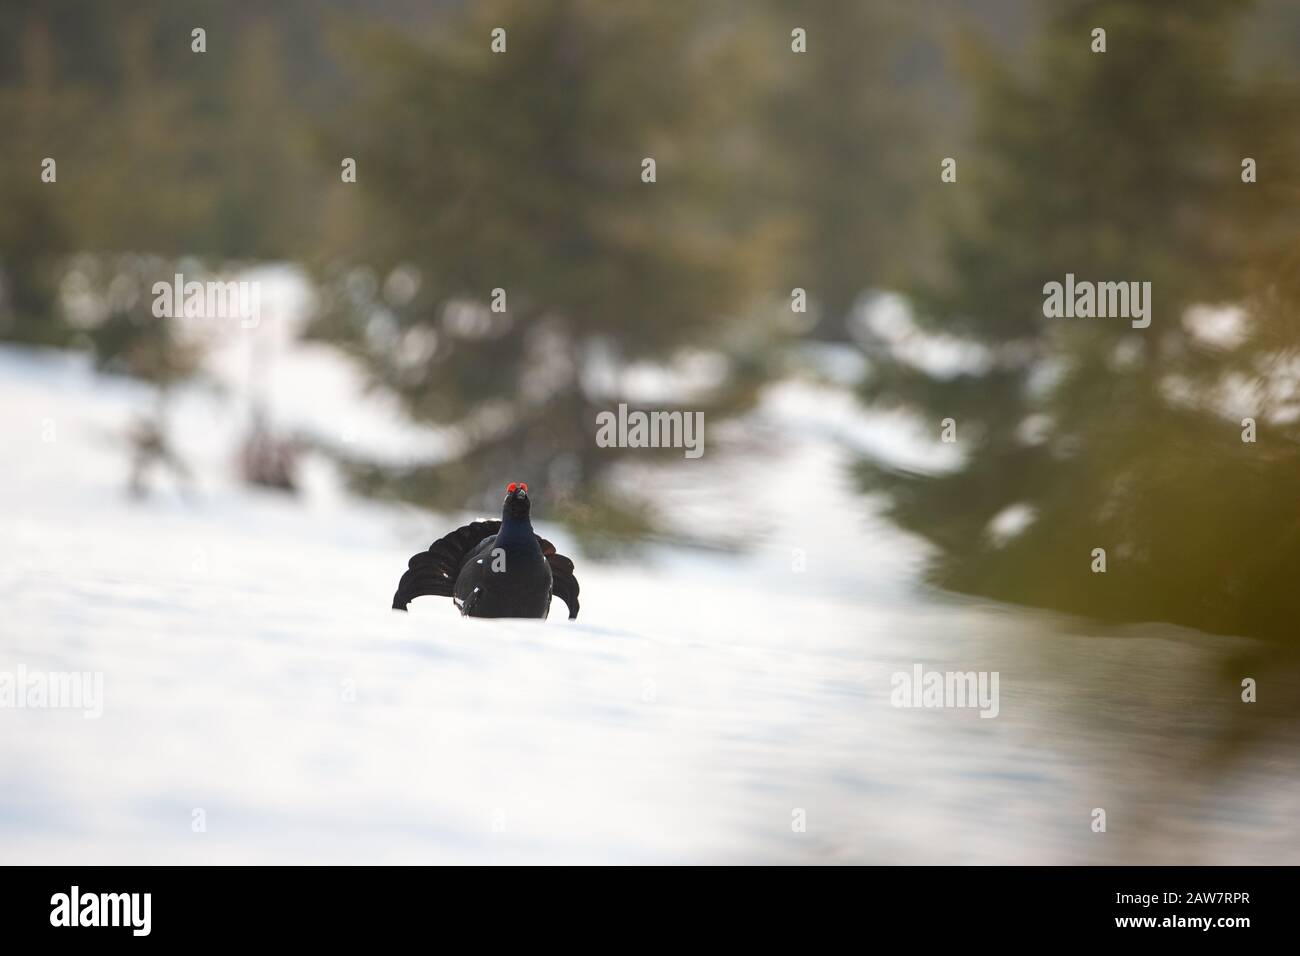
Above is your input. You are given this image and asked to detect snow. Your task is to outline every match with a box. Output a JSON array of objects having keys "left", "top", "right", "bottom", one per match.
[{"left": 2, "top": 338, "right": 1299, "bottom": 864}]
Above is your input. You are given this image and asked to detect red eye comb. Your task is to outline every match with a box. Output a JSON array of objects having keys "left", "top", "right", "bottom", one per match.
[{"left": 507, "top": 482, "right": 518, "bottom": 494}]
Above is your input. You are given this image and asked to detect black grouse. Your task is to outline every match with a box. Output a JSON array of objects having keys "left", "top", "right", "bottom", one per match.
[{"left": 391, "top": 482, "right": 579, "bottom": 619}]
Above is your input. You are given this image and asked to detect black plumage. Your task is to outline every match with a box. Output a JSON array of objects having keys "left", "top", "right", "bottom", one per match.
[{"left": 391, "top": 483, "right": 579, "bottom": 619}]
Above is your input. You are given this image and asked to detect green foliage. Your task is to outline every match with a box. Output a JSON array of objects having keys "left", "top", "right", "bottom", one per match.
[
  {"left": 755, "top": 0, "right": 931, "bottom": 336},
  {"left": 312, "top": 0, "right": 784, "bottom": 512},
  {"left": 0, "top": 2, "right": 326, "bottom": 357},
  {"left": 859, "top": 0, "right": 1300, "bottom": 640}
]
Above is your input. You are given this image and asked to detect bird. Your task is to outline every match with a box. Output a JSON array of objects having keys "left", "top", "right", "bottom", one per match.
[{"left": 391, "top": 481, "right": 580, "bottom": 619}]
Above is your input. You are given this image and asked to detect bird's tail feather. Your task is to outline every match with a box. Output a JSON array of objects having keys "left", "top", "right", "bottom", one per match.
[{"left": 392, "top": 519, "right": 501, "bottom": 610}]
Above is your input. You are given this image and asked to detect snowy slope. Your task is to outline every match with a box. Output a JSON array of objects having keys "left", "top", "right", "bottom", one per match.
[{"left": 2, "top": 343, "right": 1298, "bottom": 864}]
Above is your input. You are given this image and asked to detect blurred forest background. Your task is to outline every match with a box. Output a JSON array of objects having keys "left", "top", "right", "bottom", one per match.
[{"left": 5, "top": 0, "right": 1300, "bottom": 644}]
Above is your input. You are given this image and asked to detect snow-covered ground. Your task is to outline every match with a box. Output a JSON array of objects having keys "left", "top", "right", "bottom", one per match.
[{"left": 2, "top": 335, "right": 1299, "bottom": 864}]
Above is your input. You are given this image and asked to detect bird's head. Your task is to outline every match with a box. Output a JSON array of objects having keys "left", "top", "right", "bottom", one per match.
[{"left": 502, "top": 481, "right": 531, "bottom": 520}]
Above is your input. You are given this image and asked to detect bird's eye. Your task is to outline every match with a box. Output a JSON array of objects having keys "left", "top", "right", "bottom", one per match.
[{"left": 507, "top": 482, "right": 518, "bottom": 494}]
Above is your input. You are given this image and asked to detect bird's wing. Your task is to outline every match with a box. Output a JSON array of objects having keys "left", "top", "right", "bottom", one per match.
[
  {"left": 536, "top": 535, "right": 580, "bottom": 620},
  {"left": 392, "top": 519, "right": 500, "bottom": 610}
]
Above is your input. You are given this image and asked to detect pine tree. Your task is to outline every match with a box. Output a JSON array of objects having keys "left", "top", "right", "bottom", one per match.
[
  {"left": 755, "top": 0, "right": 929, "bottom": 339},
  {"left": 311, "top": 0, "right": 773, "bottom": 527},
  {"left": 858, "top": 0, "right": 1300, "bottom": 640}
]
